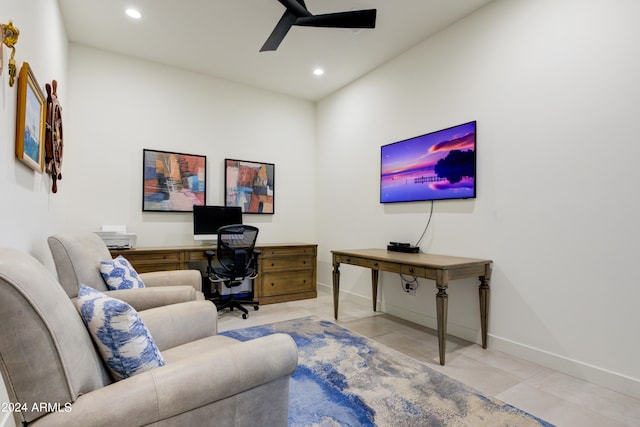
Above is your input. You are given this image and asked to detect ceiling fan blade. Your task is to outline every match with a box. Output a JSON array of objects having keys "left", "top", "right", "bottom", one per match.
[
  {"left": 276, "top": 0, "right": 312, "bottom": 17},
  {"left": 260, "top": 10, "right": 298, "bottom": 52},
  {"left": 295, "top": 9, "right": 377, "bottom": 29}
]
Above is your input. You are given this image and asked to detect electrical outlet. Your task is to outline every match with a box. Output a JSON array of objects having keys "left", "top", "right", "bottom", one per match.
[{"left": 404, "top": 283, "right": 417, "bottom": 296}]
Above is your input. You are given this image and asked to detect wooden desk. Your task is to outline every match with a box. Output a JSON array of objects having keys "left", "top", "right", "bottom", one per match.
[
  {"left": 110, "top": 243, "right": 317, "bottom": 304},
  {"left": 331, "top": 249, "right": 492, "bottom": 365}
]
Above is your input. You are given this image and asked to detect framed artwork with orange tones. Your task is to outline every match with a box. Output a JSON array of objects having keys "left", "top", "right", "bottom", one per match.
[
  {"left": 225, "top": 158, "right": 274, "bottom": 214},
  {"left": 142, "top": 149, "right": 206, "bottom": 212}
]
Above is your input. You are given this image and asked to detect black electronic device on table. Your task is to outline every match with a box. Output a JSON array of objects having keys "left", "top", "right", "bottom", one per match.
[{"left": 387, "top": 242, "right": 420, "bottom": 253}]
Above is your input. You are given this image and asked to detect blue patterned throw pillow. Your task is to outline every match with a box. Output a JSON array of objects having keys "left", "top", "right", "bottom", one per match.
[
  {"left": 75, "top": 285, "right": 165, "bottom": 380},
  {"left": 100, "top": 255, "right": 145, "bottom": 290}
]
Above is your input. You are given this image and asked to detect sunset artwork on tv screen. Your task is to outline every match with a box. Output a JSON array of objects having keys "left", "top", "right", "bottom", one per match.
[{"left": 380, "top": 121, "right": 476, "bottom": 203}]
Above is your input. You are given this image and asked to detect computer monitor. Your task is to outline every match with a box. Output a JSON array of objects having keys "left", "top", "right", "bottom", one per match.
[{"left": 193, "top": 205, "right": 243, "bottom": 242}]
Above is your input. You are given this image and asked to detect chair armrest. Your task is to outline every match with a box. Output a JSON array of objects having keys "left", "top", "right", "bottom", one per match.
[
  {"left": 32, "top": 334, "right": 297, "bottom": 427},
  {"left": 153, "top": 333, "right": 297, "bottom": 412},
  {"left": 139, "top": 300, "right": 218, "bottom": 351},
  {"left": 140, "top": 269, "right": 202, "bottom": 292},
  {"left": 105, "top": 286, "right": 199, "bottom": 311}
]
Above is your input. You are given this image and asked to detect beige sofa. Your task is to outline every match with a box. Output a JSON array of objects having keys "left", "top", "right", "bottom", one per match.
[
  {"left": 48, "top": 232, "right": 204, "bottom": 310},
  {"left": 0, "top": 247, "right": 298, "bottom": 426}
]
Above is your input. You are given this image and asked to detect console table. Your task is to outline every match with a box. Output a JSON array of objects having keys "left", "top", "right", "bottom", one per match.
[
  {"left": 110, "top": 243, "right": 317, "bottom": 304},
  {"left": 331, "top": 248, "right": 492, "bottom": 365}
]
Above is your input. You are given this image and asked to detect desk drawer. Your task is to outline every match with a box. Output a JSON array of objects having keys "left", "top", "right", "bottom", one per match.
[
  {"left": 185, "top": 249, "right": 211, "bottom": 262},
  {"left": 337, "top": 256, "right": 402, "bottom": 274},
  {"left": 262, "top": 255, "right": 314, "bottom": 272},
  {"left": 118, "top": 252, "right": 179, "bottom": 264},
  {"left": 261, "top": 270, "right": 315, "bottom": 296},
  {"left": 260, "top": 246, "right": 316, "bottom": 257},
  {"left": 115, "top": 252, "right": 181, "bottom": 272},
  {"left": 401, "top": 265, "right": 426, "bottom": 277}
]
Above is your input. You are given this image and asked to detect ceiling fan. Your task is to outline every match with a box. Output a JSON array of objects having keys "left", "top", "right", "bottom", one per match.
[{"left": 261, "top": 0, "right": 377, "bottom": 52}]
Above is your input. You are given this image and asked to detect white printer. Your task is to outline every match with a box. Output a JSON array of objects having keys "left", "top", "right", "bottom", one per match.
[{"left": 95, "top": 225, "right": 137, "bottom": 249}]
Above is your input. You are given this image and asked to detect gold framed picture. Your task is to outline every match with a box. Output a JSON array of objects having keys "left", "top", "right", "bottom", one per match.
[{"left": 15, "top": 62, "right": 46, "bottom": 172}]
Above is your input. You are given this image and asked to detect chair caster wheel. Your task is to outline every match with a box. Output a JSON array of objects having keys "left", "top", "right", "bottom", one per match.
[
  {"left": 254, "top": 305, "right": 259, "bottom": 311},
  {"left": 242, "top": 313, "right": 248, "bottom": 319}
]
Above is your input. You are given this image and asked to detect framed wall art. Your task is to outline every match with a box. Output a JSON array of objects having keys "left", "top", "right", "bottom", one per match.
[
  {"left": 142, "top": 149, "right": 206, "bottom": 212},
  {"left": 225, "top": 158, "right": 275, "bottom": 214},
  {"left": 15, "top": 62, "right": 46, "bottom": 172}
]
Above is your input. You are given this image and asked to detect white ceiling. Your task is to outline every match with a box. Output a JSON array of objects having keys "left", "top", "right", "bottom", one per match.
[{"left": 57, "top": 0, "right": 493, "bottom": 101}]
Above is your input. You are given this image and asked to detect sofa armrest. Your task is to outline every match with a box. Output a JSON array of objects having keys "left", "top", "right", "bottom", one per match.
[
  {"left": 32, "top": 334, "right": 298, "bottom": 427},
  {"left": 140, "top": 269, "right": 203, "bottom": 292},
  {"left": 105, "top": 286, "right": 199, "bottom": 311},
  {"left": 139, "top": 300, "right": 218, "bottom": 350},
  {"left": 152, "top": 333, "right": 297, "bottom": 415}
]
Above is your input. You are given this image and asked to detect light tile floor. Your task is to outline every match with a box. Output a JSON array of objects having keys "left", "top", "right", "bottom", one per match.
[{"left": 218, "top": 288, "right": 640, "bottom": 427}]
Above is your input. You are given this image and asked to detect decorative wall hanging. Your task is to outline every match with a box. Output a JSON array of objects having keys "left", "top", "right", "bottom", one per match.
[
  {"left": 225, "top": 158, "right": 275, "bottom": 214},
  {"left": 142, "top": 149, "right": 206, "bottom": 212},
  {"left": 15, "top": 62, "right": 45, "bottom": 172},
  {"left": 1, "top": 20, "right": 20, "bottom": 86},
  {"left": 45, "top": 80, "right": 64, "bottom": 192}
]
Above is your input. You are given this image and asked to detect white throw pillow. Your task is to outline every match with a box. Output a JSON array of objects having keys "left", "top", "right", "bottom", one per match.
[
  {"left": 100, "top": 255, "right": 145, "bottom": 290},
  {"left": 75, "top": 285, "right": 165, "bottom": 380}
]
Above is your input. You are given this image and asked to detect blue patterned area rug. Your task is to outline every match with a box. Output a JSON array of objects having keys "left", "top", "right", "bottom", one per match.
[{"left": 221, "top": 316, "right": 554, "bottom": 427}]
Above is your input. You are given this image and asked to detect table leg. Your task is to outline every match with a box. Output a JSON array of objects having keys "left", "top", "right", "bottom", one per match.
[
  {"left": 479, "top": 276, "right": 490, "bottom": 349},
  {"left": 371, "top": 269, "right": 379, "bottom": 312},
  {"left": 436, "top": 286, "right": 449, "bottom": 366},
  {"left": 332, "top": 261, "right": 341, "bottom": 319}
]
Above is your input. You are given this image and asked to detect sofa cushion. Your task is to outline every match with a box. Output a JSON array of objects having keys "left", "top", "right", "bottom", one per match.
[
  {"left": 75, "top": 285, "right": 165, "bottom": 380},
  {"left": 100, "top": 255, "right": 146, "bottom": 290}
]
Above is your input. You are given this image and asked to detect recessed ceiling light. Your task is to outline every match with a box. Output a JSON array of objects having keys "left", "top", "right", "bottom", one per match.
[
  {"left": 313, "top": 68, "right": 325, "bottom": 76},
  {"left": 125, "top": 8, "right": 142, "bottom": 19}
]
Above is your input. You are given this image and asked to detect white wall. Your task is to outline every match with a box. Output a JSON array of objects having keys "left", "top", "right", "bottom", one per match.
[
  {"left": 0, "top": 0, "right": 67, "bottom": 256},
  {"left": 0, "top": 1, "right": 67, "bottom": 425},
  {"left": 316, "top": 0, "right": 640, "bottom": 398},
  {"left": 59, "top": 45, "right": 316, "bottom": 247}
]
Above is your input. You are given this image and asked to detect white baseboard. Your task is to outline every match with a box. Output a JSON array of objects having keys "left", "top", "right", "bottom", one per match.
[
  {"left": 319, "top": 282, "right": 640, "bottom": 400},
  {"left": 489, "top": 335, "right": 640, "bottom": 400}
]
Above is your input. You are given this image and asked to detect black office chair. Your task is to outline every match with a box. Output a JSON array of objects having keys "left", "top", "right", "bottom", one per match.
[{"left": 206, "top": 224, "right": 260, "bottom": 319}]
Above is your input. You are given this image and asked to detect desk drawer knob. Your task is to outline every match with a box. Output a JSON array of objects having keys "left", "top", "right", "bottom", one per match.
[
  {"left": 374, "top": 262, "right": 378, "bottom": 267},
  {"left": 409, "top": 267, "right": 414, "bottom": 273}
]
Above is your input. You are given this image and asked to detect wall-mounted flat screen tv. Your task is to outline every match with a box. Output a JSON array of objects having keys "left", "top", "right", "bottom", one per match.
[{"left": 380, "top": 121, "right": 476, "bottom": 203}]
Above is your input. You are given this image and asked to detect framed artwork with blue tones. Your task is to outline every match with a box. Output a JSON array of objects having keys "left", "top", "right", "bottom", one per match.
[
  {"left": 225, "top": 158, "right": 275, "bottom": 214},
  {"left": 142, "top": 149, "right": 206, "bottom": 212},
  {"left": 15, "top": 62, "right": 46, "bottom": 172}
]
